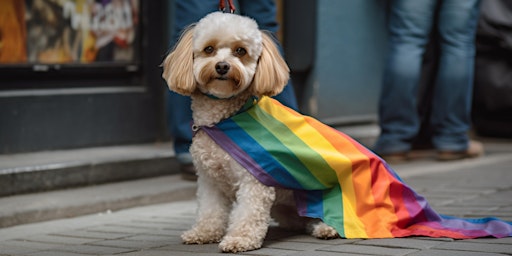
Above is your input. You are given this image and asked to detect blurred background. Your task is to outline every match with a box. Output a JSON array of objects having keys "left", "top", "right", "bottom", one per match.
[{"left": 1, "top": 0, "right": 510, "bottom": 154}]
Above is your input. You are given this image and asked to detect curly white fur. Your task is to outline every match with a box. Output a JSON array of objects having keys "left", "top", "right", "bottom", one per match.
[{"left": 162, "top": 12, "right": 338, "bottom": 253}]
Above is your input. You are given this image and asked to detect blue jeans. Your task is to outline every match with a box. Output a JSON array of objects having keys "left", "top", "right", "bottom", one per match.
[
  {"left": 166, "top": 0, "right": 298, "bottom": 163},
  {"left": 374, "top": 0, "right": 481, "bottom": 154}
]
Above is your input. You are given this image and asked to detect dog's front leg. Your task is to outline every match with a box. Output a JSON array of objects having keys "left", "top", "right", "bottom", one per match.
[
  {"left": 182, "top": 176, "right": 230, "bottom": 244},
  {"left": 219, "top": 177, "right": 275, "bottom": 253}
]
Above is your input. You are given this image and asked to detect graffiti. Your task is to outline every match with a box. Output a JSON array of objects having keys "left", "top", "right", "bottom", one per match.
[{"left": 0, "top": 0, "right": 139, "bottom": 64}]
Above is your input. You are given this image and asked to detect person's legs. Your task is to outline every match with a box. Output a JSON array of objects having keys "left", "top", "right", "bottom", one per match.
[
  {"left": 374, "top": 0, "right": 436, "bottom": 156},
  {"left": 239, "top": 0, "right": 298, "bottom": 110},
  {"left": 430, "top": 0, "right": 481, "bottom": 153},
  {"left": 167, "top": 0, "right": 218, "bottom": 179}
]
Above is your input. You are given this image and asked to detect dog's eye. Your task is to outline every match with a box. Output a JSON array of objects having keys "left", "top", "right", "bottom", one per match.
[
  {"left": 204, "top": 46, "right": 214, "bottom": 54},
  {"left": 235, "top": 47, "right": 247, "bottom": 57}
]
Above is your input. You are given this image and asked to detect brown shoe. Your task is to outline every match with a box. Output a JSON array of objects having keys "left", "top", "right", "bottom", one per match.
[
  {"left": 437, "top": 140, "right": 484, "bottom": 161},
  {"left": 379, "top": 152, "right": 409, "bottom": 164},
  {"left": 180, "top": 163, "right": 197, "bottom": 181}
]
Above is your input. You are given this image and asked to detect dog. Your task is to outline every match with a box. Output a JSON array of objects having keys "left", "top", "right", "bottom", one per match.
[{"left": 162, "top": 12, "right": 338, "bottom": 253}]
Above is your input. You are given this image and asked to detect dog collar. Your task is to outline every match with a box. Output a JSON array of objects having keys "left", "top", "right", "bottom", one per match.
[
  {"left": 202, "top": 92, "right": 234, "bottom": 100},
  {"left": 192, "top": 96, "right": 258, "bottom": 135}
]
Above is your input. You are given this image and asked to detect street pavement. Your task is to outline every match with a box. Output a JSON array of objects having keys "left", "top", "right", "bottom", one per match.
[{"left": 0, "top": 139, "right": 511, "bottom": 256}]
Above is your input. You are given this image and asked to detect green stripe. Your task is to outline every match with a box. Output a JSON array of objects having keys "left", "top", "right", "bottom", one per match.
[
  {"left": 251, "top": 103, "right": 339, "bottom": 186},
  {"left": 322, "top": 184, "right": 345, "bottom": 237},
  {"left": 243, "top": 104, "right": 337, "bottom": 188},
  {"left": 231, "top": 111, "right": 325, "bottom": 189}
]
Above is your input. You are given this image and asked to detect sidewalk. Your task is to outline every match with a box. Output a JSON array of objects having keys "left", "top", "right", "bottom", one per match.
[{"left": 0, "top": 140, "right": 511, "bottom": 256}]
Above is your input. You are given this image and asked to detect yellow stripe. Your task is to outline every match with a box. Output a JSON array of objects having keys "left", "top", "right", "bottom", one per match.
[{"left": 258, "top": 97, "right": 368, "bottom": 237}]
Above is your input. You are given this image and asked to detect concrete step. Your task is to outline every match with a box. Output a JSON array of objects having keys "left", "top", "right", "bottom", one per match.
[
  {"left": 0, "top": 143, "right": 178, "bottom": 197},
  {"left": 0, "top": 174, "right": 197, "bottom": 228}
]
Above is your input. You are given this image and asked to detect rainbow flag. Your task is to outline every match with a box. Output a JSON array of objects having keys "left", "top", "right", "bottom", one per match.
[{"left": 200, "top": 96, "right": 512, "bottom": 239}]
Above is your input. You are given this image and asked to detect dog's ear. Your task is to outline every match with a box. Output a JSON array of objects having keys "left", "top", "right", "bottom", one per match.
[
  {"left": 251, "top": 32, "right": 290, "bottom": 97},
  {"left": 162, "top": 26, "right": 196, "bottom": 95}
]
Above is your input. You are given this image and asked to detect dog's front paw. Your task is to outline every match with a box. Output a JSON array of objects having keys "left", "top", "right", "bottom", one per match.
[
  {"left": 181, "top": 228, "right": 223, "bottom": 244},
  {"left": 309, "top": 221, "right": 339, "bottom": 240},
  {"left": 219, "top": 235, "right": 262, "bottom": 253}
]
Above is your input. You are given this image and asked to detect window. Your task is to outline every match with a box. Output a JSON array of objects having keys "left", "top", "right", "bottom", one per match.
[{"left": 0, "top": 0, "right": 142, "bottom": 88}]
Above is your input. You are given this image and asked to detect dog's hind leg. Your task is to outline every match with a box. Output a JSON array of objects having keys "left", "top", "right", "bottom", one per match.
[
  {"left": 306, "top": 219, "right": 339, "bottom": 239},
  {"left": 181, "top": 176, "right": 230, "bottom": 244},
  {"left": 219, "top": 177, "right": 276, "bottom": 253}
]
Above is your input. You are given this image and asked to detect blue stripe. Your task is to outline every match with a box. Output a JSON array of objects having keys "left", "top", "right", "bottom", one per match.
[{"left": 217, "top": 119, "right": 305, "bottom": 190}]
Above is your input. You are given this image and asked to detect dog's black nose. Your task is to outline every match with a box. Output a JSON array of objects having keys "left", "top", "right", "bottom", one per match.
[{"left": 215, "top": 62, "right": 230, "bottom": 75}]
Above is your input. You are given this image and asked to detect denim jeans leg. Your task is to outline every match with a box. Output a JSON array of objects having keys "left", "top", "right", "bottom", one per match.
[
  {"left": 430, "top": 0, "right": 481, "bottom": 151},
  {"left": 374, "top": 0, "right": 436, "bottom": 155},
  {"left": 167, "top": 0, "right": 217, "bottom": 163},
  {"left": 239, "top": 0, "right": 299, "bottom": 110}
]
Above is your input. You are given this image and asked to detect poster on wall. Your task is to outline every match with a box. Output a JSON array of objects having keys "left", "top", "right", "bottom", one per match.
[{"left": 0, "top": 0, "right": 139, "bottom": 65}]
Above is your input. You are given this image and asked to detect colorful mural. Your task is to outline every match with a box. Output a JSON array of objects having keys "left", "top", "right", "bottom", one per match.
[{"left": 0, "top": 0, "right": 139, "bottom": 64}]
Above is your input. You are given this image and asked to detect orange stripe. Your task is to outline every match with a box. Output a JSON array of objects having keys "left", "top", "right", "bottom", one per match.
[
  {"left": 301, "top": 116, "right": 394, "bottom": 237},
  {"left": 347, "top": 138, "right": 413, "bottom": 228},
  {"left": 272, "top": 98, "right": 397, "bottom": 237}
]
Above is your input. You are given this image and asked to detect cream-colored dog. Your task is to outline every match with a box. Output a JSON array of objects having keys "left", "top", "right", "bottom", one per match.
[{"left": 162, "top": 12, "right": 337, "bottom": 253}]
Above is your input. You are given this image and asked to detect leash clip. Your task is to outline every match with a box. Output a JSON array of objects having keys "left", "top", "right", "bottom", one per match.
[{"left": 219, "top": 0, "right": 236, "bottom": 13}]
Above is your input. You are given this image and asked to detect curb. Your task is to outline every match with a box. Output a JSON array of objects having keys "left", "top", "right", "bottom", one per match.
[{"left": 0, "top": 174, "right": 197, "bottom": 228}]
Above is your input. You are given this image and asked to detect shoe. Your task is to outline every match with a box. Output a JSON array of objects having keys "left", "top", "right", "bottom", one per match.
[
  {"left": 180, "top": 163, "right": 197, "bottom": 181},
  {"left": 437, "top": 140, "right": 484, "bottom": 161},
  {"left": 379, "top": 152, "right": 409, "bottom": 164}
]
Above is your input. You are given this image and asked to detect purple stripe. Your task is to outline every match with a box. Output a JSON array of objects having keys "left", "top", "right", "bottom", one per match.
[
  {"left": 294, "top": 190, "right": 309, "bottom": 216},
  {"left": 201, "top": 126, "right": 281, "bottom": 187},
  {"left": 408, "top": 218, "right": 512, "bottom": 238},
  {"left": 439, "top": 218, "right": 511, "bottom": 238}
]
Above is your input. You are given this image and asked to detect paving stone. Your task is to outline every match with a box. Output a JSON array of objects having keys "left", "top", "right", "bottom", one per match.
[
  {"left": 288, "top": 252, "right": 372, "bottom": 256},
  {"left": 433, "top": 241, "right": 512, "bottom": 254},
  {"left": 263, "top": 241, "right": 328, "bottom": 251},
  {"left": 458, "top": 237, "right": 512, "bottom": 244},
  {"left": 25, "top": 251, "right": 91, "bottom": 256},
  {"left": 50, "top": 229, "right": 131, "bottom": 239},
  {"left": 161, "top": 222, "right": 194, "bottom": 230},
  {"left": 108, "top": 250, "right": 170, "bottom": 256},
  {"left": 0, "top": 244, "right": 39, "bottom": 255},
  {"left": 112, "top": 221, "right": 170, "bottom": 230},
  {"left": 114, "top": 250, "right": 186, "bottom": 256},
  {"left": 406, "top": 249, "right": 509, "bottom": 256},
  {"left": 133, "top": 219, "right": 193, "bottom": 228},
  {"left": 355, "top": 238, "right": 446, "bottom": 249},
  {"left": 0, "top": 240, "right": 60, "bottom": 250},
  {"left": 121, "top": 250, "right": 226, "bottom": 256},
  {"left": 22, "top": 234, "right": 99, "bottom": 245},
  {"left": 158, "top": 243, "right": 220, "bottom": 253},
  {"left": 124, "top": 234, "right": 181, "bottom": 242},
  {"left": 319, "top": 244, "right": 417, "bottom": 256},
  {"left": 85, "top": 225, "right": 150, "bottom": 234},
  {"left": 50, "top": 244, "right": 135, "bottom": 254},
  {"left": 89, "top": 239, "right": 167, "bottom": 249},
  {"left": 240, "top": 247, "right": 297, "bottom": 256},
  {"left": 282, "top": 235, "right": 359, "bottom": 245},
  {"left": 141, "top": 228, "right": 184, "bottom": 237}
]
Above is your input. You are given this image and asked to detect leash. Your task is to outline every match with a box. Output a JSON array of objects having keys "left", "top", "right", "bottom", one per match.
[{"left": 219, "top": 0, "right": 236, "bottom": 13}]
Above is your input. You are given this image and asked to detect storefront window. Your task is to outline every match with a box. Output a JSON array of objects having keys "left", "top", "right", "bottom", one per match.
[{"left": 0, "top": 0, "right": 141, "bottom": 87}]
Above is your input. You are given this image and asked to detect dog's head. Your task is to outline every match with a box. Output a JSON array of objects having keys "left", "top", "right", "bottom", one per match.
[{"left": 162, "top": 12, "right": 289, "bottom": 99}]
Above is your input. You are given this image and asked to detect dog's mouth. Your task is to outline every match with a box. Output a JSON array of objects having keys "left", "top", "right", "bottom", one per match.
[{"left": 212, "top": 76, "right": 240, "bottom": 87}]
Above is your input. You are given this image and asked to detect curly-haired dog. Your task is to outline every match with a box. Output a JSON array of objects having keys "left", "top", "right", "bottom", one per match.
[{"left": 162, "top": 12, "right": 338, "bottom": 253}]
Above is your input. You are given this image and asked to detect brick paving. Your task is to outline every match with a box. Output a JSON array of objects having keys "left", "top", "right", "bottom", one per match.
[{"left": 0, "top": 142, "right": 511, "bottom": 255}]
